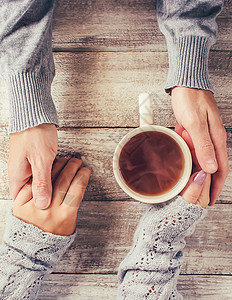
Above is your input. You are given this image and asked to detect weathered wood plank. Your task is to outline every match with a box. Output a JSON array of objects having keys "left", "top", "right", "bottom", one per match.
[
  {"left": 1, "top": 201, "right": 232, "bottom": 274},
  {"left": 52, "top": 52, "right": 232, "bottom": 128},
  {"left": 0, "top": 128, "right": 231, "bottom": 203},
  {"left": 52, "top": 0, "right": 232, "bottom": 52},
  {"left": 39, "top": 274, "right": 118, "bottom": 300},
  {"left": 0, "top": 52, "right": 232, "bottom": 128},
  {"left": 177, "top": 275, "right": 232, "bottom": 300},
  {"left": 37, "top": 274, "right": 232, "bottom": 300}
]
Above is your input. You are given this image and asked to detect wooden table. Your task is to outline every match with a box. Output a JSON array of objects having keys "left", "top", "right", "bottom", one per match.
[{"left": 0, "top": 1, "right": 232, "bottom": 299}]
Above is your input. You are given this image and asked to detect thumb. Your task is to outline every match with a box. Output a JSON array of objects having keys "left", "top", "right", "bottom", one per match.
[
  {"left": 181, "top": 170, "right": 207, "bottom": 205},
  {"left": 31, "top": 161, "right": 53, "bottom": 209},
  {"left": 187, "top": 123, "right": 218, "bottom": 174}
]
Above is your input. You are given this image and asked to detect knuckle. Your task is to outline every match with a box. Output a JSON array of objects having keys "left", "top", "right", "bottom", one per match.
[
  {"left": 33, "top": 165, "right": 52, "bottom": 181},
  {"left": 200, "top": 139, "right": 214, "bottom": 153},
  {"left": 32, "top": 179, "right": 49, "bottom": 192}
]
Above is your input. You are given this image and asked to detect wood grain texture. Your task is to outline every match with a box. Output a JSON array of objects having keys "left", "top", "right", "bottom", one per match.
[
  {"left": 0, "top": 1, "right": 231, "bottom": 297},
  {"left": 37, "top": 274, "right": 232, "bottom": 300},
  {"left": 1, "top": 200, "right": 232, "bottom": 274},
  {"left": 0, "top": 51, "right": 232, "bottom": 128},
  {"left": 0, "top": 128, "right": 231, "bottom": 203},
  {"left": 52, "top": 0, "right": 232, "bottom": 52}
]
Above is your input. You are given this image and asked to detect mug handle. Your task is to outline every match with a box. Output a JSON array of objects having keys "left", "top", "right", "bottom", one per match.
[{"left": 139, "top": 93, "right": 153, "bottom": 126}]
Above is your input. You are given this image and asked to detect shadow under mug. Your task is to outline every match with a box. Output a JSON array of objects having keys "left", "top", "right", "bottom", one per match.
[{"left": 113, "top": 93, "right": 192, "bottom": 204}]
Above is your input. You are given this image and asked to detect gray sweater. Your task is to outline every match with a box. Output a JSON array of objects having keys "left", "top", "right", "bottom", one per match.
[
  {"left": 0, "top": 0, "right": 223, "bottom": 133},
  {"left": 0, "top": 211, "right": 76, "bottom": 299},
  {"left": 0, "top": 196, "right": 206, "bottom": 299},
  {"left": 0, "top": 0, "right": 222, "bottom": 298}
]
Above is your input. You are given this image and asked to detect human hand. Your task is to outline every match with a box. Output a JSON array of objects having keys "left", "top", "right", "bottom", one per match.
[
  {"left": 8, "top": 124, "right": 58, "bottom": 209},
  {"left": 175, "top": 124, "right": 210, "bottom": 208},
  {"left": 181, "top": 170, "right": 210, "bottom": 208},
  {"left": 171, "top": 87, "right": 229, "bottom": 205},
  {"left": 13, "top": 157, "right": 91, "bottom": 236}
]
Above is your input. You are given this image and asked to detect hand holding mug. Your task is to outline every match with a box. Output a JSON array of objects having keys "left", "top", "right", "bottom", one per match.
[
  {"left": 171, "top": 87, "right": 229, "bottom": 205},
  {"left": 113, "top": 93, "right": 192, "bottom": 203}
]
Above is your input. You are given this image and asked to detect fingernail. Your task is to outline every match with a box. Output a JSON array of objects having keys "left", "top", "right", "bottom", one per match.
[
  {"left": 64, "top": 155, "right": 72, "bottom": 160},
  {"left": 35, "top": 197, "right": 49, "bottom": 209},
  {"left": 205, "top": 160, "right": 218, "bottom": 173},
  {"left": 72, "top": 152, "right": 81, "bottom": 159},
  {"left": 194, "top": 170, "right": 207, "bottom": 185}
]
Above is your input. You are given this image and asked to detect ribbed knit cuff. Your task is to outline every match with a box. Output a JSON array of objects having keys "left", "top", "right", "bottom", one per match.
[
  {"left": 8, "top": 72, "right": 59, "bottom": 134},
  {"left": 165, "top": 36, "right": 214, "bottom": 94}
]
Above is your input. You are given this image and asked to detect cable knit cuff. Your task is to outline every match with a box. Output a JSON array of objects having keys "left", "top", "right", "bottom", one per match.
[
  {"left": 141, "top": 196, "right": 207, "bottom": 242},
  {"left": 7, "top": 72, "right": 59, "bottom": 134},
  {"left": 3, "top": 213, "right": 76, "bottom": 271},
  {"left": 117, "top": 196, "right": 207, "bottom": 292},
  {"left": 165, "top": 36, "right": 214, "bottom": 94}
]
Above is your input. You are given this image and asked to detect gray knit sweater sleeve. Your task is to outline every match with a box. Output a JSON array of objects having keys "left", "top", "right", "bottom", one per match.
[
  {"left": 0, "top": 0, "right": 58, "bottom": 133},
  {"left": 0, "top": 1, "right": 223, "bottom": 133},
  {"left": 0, "top": 197, "right": 206, "bottom": 299},
  {"left": 0, "top": 213, "right": 76, "bottom": 300},
  {"left": 157, "top": 0, "right": 224, "bottom": 93},
  {"left": 117, "top": 196, "right": 207, "bottom": 300}
]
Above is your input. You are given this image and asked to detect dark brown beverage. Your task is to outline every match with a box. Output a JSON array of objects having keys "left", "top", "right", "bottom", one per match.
[{"left": 119, "top": 131, "right": 184, "bottom": 196}]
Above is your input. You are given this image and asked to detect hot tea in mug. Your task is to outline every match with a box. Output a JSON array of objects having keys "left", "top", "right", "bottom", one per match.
[
  {"left": 119, "top": 131, "right": 185, "bottom": 196},
  {"left": 113, "top": 93, "right": 192, "bottom": 203}
]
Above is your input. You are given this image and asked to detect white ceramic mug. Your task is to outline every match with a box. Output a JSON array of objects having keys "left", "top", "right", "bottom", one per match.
[{"left": 113, "top": 93, "right": 192, "bottom": 203}]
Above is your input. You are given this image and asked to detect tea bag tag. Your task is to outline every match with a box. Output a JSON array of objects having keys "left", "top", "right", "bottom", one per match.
[{"left": 139, "top": 93, "right": 153, "bottom": 126}]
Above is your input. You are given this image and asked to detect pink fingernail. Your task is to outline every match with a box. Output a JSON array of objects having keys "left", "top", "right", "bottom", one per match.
[
  {"left": 194, "top": 170, "right": 207, "bottom": 185},
  {"left": 64, "top": 155, "right": 72, "bottom": 160}
]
